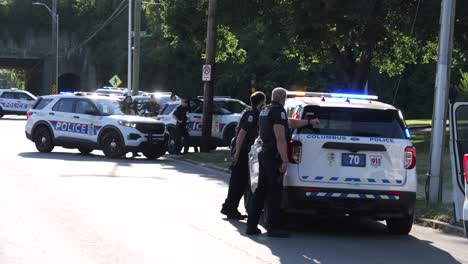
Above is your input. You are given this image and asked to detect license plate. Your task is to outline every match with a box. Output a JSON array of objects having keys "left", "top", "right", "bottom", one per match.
[{"left": 342, "top": 153, "right": 366, "bottom": 167}]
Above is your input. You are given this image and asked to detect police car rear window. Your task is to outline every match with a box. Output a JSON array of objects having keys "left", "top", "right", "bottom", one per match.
[
  {"left": 33, "top": 98, "right": 54, "bottom": 110},
  {"left": 299, "top": 106, "right": 406, "bottom": 139}
]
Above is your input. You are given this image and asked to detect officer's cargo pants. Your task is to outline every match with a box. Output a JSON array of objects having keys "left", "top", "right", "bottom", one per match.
[
  {"left": 247, "top": 150, "right": 282, "bottom": 231},
  {"left": 223, "top": 148, "right": 249, "bottom": 211}
]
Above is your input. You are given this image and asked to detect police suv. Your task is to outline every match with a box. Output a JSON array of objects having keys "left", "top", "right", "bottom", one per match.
[
  {"left": 0, "top": 88, "right": 37, "bottom": 118},
  {"left": 248, "top": 92, "right": 417, "bottom": 235},
  {"left": 157, "top": 96, "right": 248, "bottom": 153},
  {"left": 25, "top": 93, "right": 168, "bottom": 159}
]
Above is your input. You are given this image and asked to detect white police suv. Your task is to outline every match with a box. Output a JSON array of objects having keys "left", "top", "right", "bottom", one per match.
[
  {"left": 25, "top": 93, "right": 168, "bottom": 159},
  {"left": 248, "top": 92, "right": 417, "bottom": 235},
  {"left": 0, "top": 88, "right": 37, "bottom": 118},
  {"left": 157, "top": 96, "right": 248, "bottom": 153}
]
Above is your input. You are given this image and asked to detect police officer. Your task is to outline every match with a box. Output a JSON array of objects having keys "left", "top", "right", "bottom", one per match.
[
  {"left": 121, "top": 95, "right": 137, "bottom": 115},
  {"left": 172, "top": 99, "right": 191, "bottom": 154},
  {"left": 221, "top": 92, "right": 266, "bottom": 219},
  {"left": 246, "top": 87, "right": 319, "bottom": 237},
  {"left": 145, "top": 94, "right": 160, "bottom": 117}
]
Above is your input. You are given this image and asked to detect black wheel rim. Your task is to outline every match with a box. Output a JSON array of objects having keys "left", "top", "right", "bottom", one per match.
[
  {"left": 37, "top": 132, "right": 50, "bottom": 148},
  {"left": 106, "top": 135, "right": 120, "bottom": 153}
]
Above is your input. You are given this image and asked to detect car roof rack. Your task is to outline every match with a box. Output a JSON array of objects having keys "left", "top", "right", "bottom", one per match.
[{"left": 287, "top": 91, "right": 378, "bottom": 101}]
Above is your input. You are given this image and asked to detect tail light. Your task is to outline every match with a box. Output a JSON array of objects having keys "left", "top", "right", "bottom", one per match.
[
  {"left": 404, "top": 146, "right": 416, "bottom": 169},
  {"left": 26, "top": 111, "right": 33, "bottom": 119},
  {"left": 288, "top": 140, "right": 302, "bottom": 164},
  {"left": 463, "top": 154, "right": 468, "bottom": 183},
  {"left": 292, "top": 113, "right": 300, "bottom": 120}
]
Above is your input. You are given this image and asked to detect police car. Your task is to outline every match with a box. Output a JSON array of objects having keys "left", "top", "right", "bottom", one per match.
[
  {"left": 157, "top": 96, "right": 248, "bottom": 153},
  {"left": 132, "top": 92, "right": 181, "bottom": 116},
  {"left": 0, "top": 88, "right": 37, "bottom": 118},
  {"left": 248, "top": 92, "right": 417, "bottom": 235},
  {"left": 25, "top": 93, "right": 168, "bottom": 159}
]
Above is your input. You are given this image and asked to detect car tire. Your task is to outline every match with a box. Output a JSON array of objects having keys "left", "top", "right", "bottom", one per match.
[
  {"left": 143, "top": 146, "right": 167, "bottom": 160},
  {"left": 78, "top": 148, "right": 93, "bottom": 155},
  {"left": 223, "top": 125, "right": 236, "bottom": 146},
  {"left": 167, "top": 129, "right": 182, "bottom": 154},
  {"left": 101, "top": 130, "right": 125, "bottom": 159},
  {"left": 386, "top": 214, "right": 414, "bottom": 235},
  {"left": 0, "top": 107, "right": 4, "bottom": 118},
  {"left": 34, "top": 127, "right": 54, "bottom": 153},
  {"left": 464, "top": 221, "right": 468, "bottom": 238}
]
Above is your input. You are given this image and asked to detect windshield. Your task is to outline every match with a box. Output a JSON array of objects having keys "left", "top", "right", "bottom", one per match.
[
  {"left": 94, "top": 99, "right": 126, "bottom": 116},
  {"left": 214, "top": 100, "right": 248, "bottom": 114},
  {"left": 299, "top": 106, "right": 406, "bottom": 139},
  {"left": 160, "top": 103, "right": 179, "bottom": 115}
]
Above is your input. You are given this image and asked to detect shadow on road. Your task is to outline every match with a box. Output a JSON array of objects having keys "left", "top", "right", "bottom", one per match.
[
  {"left": 225, "top": 216, "right": 462, "bottom": 264},
  {"left": 18, "top": 151, "right": 170, "bottom": 164}
]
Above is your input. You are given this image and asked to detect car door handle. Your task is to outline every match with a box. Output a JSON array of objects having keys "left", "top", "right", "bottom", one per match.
[
  {"left": 73, "top": 116, "right": 80, "bottom": 119},
  {"left": 49, "top": 112, "right": 55, "bottom": 116}
]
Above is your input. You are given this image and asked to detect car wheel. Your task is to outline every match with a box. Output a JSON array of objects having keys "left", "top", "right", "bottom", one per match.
[
  {"left": 0, "top": 107, "right": 4, "bottom": 118},
  {"left": 386, "top": 214, "right": 414, "bottom": 235},
  {"left": 34, "top": 127, "right": 54, "bottom": 153},
  {"left": 78, "top": 148, "right": 93, "bottom": 155},
  {"left": 101, "top": 131, "right": 125, "bottom": 159},
  {"left": 167, "top": 129, "right": 182, "bottom": 154},
  {"left": 143, "top": 146, "right": 167, "bottom": 160}
]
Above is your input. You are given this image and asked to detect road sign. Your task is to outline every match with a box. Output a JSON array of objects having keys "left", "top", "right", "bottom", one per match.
[
  {"left": 109, "top": 75, "right": 122, "bottom": 88},
  {"left": 202, "top": 64, "right": 211, "bottom": 82},
  {"left": 51, "top": 82, "right": 57, "bottom": 94}
]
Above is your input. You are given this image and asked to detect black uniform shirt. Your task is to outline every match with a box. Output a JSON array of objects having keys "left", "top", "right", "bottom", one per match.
[
  {"left": 173, "top": 105, "right": 188, "bottom": 124},
  {"left": 236, "top": 107, "right": 260, "bottom": 150},
  {"left": 259, "top": 101, "right": 289, "bottom": 155}
]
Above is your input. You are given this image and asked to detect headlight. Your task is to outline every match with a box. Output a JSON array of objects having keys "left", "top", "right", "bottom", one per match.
[{"left": 118, "top": 120, "right": 137, "bottom": 128}]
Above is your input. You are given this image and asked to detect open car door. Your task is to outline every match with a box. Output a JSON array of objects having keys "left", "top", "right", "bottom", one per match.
[{"left": 449, "top": 101, "right": 468, "bottom": 236}]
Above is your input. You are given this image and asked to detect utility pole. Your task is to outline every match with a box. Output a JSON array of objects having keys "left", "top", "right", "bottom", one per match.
[
  {"left": 132, "top": 0, "right": 142, "bottom": 96},
  {"left": 428, "top": 0, "right": 456, "bottom": 204},
  {"left": 52, "top": 0, "right": 58, "bottom": 93},
  {"left": 201, "top": 0, "right": 218, "bottom": 152},
  {"left": 128, "top": 0, "right": 132, "bottom": 92}
]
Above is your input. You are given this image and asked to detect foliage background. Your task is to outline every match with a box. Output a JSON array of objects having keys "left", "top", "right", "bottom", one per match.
[{"left": 0, "top": 0, "right": 467, "bottom": 118}]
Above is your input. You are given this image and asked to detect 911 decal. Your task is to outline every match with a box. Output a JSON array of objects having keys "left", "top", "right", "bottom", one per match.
[
  {"left": 49, "top": 120, "right": 102, "bottom": 135},
  {"left": 370, "top": 155, "right": 382, "bottom": 168}
]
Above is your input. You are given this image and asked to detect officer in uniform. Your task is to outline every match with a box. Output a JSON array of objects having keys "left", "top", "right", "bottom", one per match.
[
  {"left": 173, "top": 99, "right": 191, "bottom": 154},
  {"left": 246, "top": 87, "right": 319, "bottom": 237},
  {"left": 221, "top": 92, "right": 266, "bottom": 219}
]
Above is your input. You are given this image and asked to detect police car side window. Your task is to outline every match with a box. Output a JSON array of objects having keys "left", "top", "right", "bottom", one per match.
[
  {"left": 52, "top": 99, "right": 75, "bottom": 113},
  {"left": 16, "top": 92, "right": 33, "bottom": 100},
  {"left": 75, "top": 100, "right": 97, "bottom": 115},
  {"left": 1, "top": 92, "right": 15, "bottom": 99}
]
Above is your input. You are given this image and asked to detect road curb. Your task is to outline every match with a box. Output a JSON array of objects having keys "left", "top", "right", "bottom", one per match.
[{"left": 415, "top": 218, "right": 465, "bottom": 237}]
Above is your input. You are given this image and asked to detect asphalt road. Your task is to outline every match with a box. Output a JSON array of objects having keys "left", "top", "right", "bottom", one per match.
[{"left": 0, "top": 116, "right": 467, "bottom": 264}]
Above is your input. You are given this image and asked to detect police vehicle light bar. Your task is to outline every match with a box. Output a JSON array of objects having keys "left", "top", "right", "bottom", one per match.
[{"left": 287, "top": 91, "right": 378, "bottom": 101}]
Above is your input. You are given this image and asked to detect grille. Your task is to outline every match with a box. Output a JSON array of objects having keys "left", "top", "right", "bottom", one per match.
[{"left": 135, "top": 123, "right": 165, "bottom": 134}]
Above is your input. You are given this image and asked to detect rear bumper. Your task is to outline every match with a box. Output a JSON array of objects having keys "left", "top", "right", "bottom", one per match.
[{"left": 282, "top": 187, "right": 416, "bottom": 220}]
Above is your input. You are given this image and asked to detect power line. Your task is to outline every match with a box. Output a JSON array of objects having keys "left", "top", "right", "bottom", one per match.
[
  {"left": 66, "top": 0, "right": 129, "bottom": 57},
  {"left": 392, "top": 0, "right": 423, "bottom": 104}
]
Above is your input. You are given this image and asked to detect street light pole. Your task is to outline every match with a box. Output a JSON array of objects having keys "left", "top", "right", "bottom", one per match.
[{"left": 32, "top": 2, "right": 59, "bottom": 94}]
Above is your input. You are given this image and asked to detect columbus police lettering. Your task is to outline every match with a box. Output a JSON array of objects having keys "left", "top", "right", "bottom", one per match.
[
  {"left": 370, "top": 137, "right": 395, "bottom": 143},
  {"left": 306, "top": 135, "right": 347, "bottom": 140}
]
